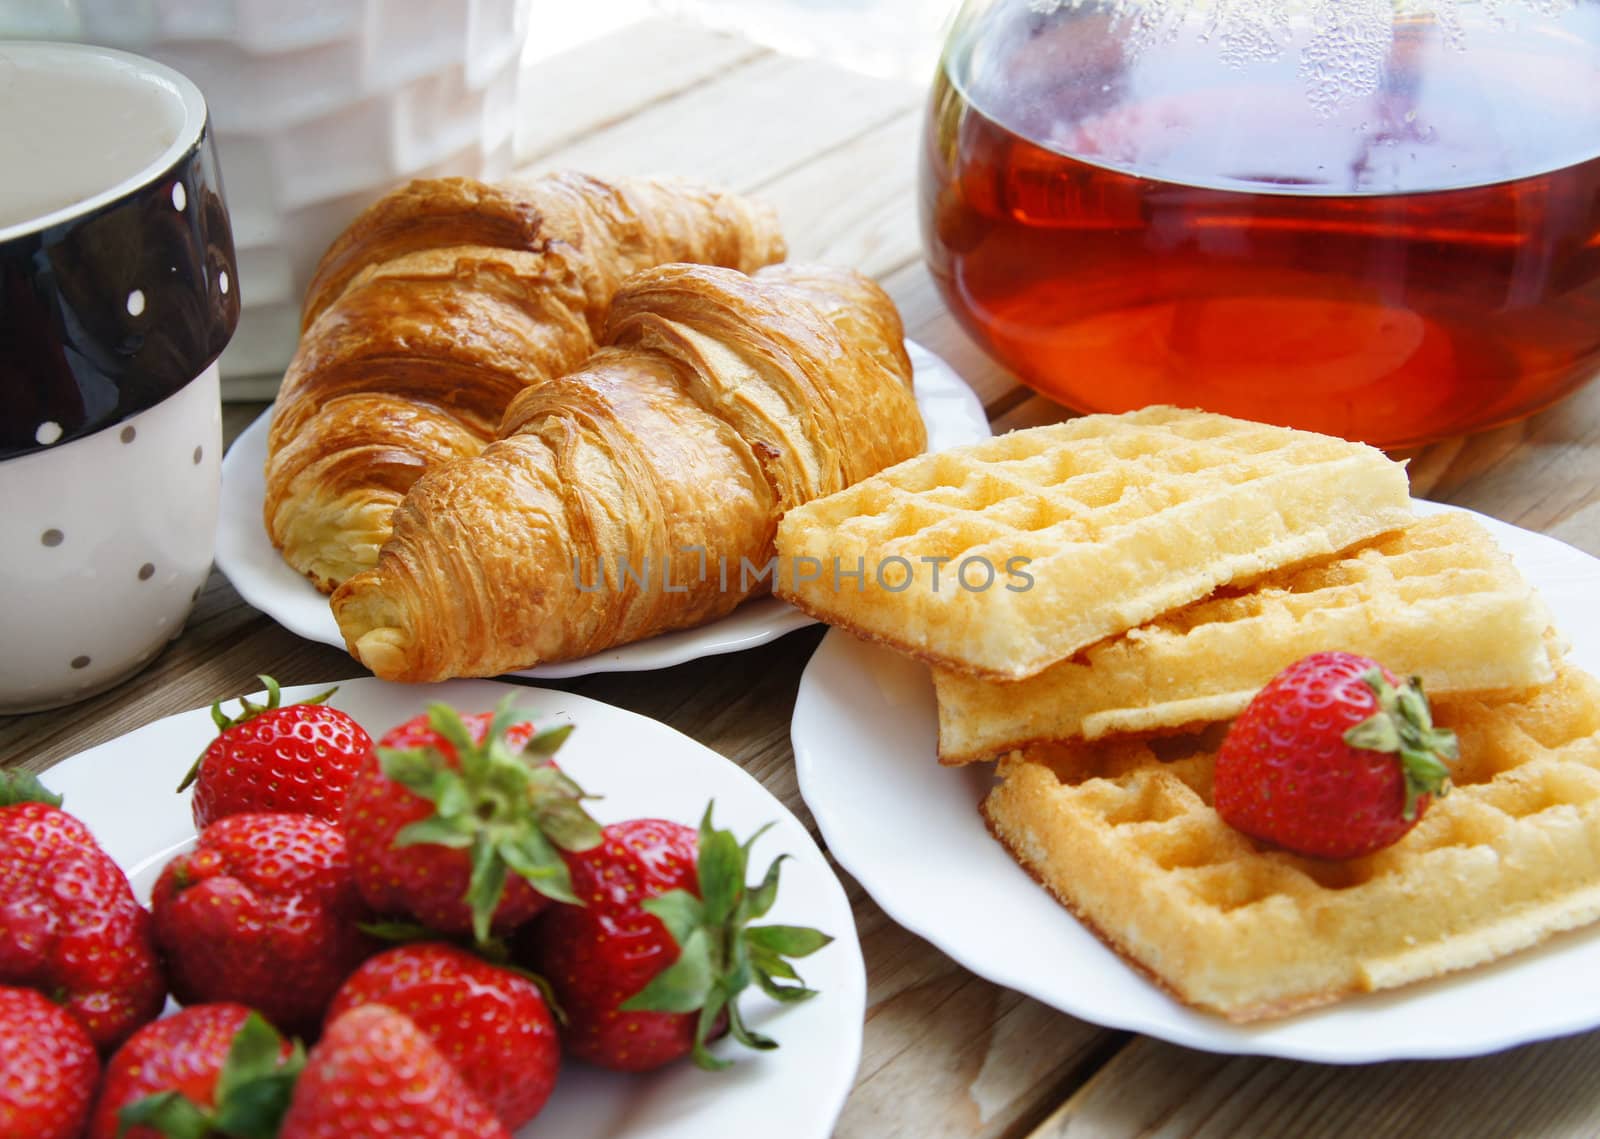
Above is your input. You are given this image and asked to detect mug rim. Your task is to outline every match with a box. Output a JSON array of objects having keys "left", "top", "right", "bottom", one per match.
[{"left": 0, "top": 40, "right": 210, "bottom": 245}]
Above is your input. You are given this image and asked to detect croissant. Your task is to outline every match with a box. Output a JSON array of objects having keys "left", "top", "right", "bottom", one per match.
[
  {"left": 329, "top": 262, "right": 928, "bottom": 682},
  {"left": 264, "top": 172, "right": 786, "bottom": 591}
]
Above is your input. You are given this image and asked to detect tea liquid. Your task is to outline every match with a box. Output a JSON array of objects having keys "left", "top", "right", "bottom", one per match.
[{"left": 921, "top": 4, "right": 1600, "bottom": 446}]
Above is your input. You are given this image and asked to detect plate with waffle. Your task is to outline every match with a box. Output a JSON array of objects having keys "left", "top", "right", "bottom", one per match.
[{"left": 786, "top": 406, "right": 1600, "bottom": 1061}]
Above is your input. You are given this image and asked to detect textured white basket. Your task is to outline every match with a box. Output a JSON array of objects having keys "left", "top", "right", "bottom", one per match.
[{"left": 52, "top": 0, "right": 531, "bottom": 395}]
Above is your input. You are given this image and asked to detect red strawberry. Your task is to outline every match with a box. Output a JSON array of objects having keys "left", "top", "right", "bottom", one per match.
[
  {"left": 343, "top": 698, "right": 600, "bottom": 942},
  {"left": 325, "top": 942, "right": 558, "bottom": 1129},
  {"left": 151, "top": 812, "right": 377, "bottom": 1036},
  {"left": 378, "top": 710, "right": 539, "bottom": 757},
  {"left": 526, "top": 806, "right": 832, "bottom": 1072},
  {"left": 279, "top": 1004, "right": 510, "bottom": 1139},
  {"left": 0, "top": 984, "right": 99, "bottom": 1139},
  {"left": 179, "top": 676, "right": 374, "bottom": 828},
  {"left": 1214, "top": 651, "right": 1459, "bottom": 859},
  {"left": 0, "top": 771, "right": 165, "bottom": 1050},
  {"left": 90, "top": 1004, "right": 302, "bottom": 1139}
]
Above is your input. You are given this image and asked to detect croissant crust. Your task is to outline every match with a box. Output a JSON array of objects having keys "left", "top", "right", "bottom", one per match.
[
  {"left": 331, "top": 262, "right": 927, "bottom": 682},
  {"left": 264, "top": 172, "right": 786, "bottom": 591}
]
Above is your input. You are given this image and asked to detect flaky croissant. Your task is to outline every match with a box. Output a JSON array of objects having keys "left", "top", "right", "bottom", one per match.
[
  {"left": 329, "top": 262, "right": 927, "bottom": 682},
  {"left": 264, "top": 172, "right": 785, "bottom": 591}
]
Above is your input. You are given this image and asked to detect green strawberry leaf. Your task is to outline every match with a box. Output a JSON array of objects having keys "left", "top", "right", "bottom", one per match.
[
  {"left": 749, "top": 945, "right": 800, "bottom": 982},
  {"left": 740, "top": 821, "right": 777, "bottom": 857},
  {"left": 527, "top": 764, "right": 603, "bottom": 852},
  {"left": 466, "top": 833, "right": 510, "bottom": 944},
  {"left": 623, "top": 927, "right": 716, "bottom": 1014},
  {"left": 524, "top": 723, "right": 575, "bottom": 758},
  {"left": 691, "top": 993, "right": 732, "bottom": 1072},
  {"left": 1344, "top": 714, "right": 1401, "bottom": 755},
  {"left": 486, "top": 695, "right": 527, "bottom": 754},
  {"left": 1348, "top": 670, "right": 1458, "bottom": 821},
  {"left": 379, "top": 747, "right": 474, "bottom": 823},
  {"left": 430, "top": 702, "right": 487, "bottom": 779},
  {"left": 620, "top": 804, "right": 832, "bottom": 1071},
  {"left": 214, "top": 1013, "right": 286, "bottom": 1096},
  {"left": 211, "top": 1075, "right": 300, "bottom": 1139},
  {"left": 379, "top": 747, "right": 443, "bottom": 790},
  {"left": 724, "top": 998, "right": 778, "bottom": 1052},
  {"left": 752, "top": 969, "right": 821, "bottom": 1004},
  {"left": 499, "top": 831, "right": 580, "bottom": 905},
  {"left": 357, "top": 919, "right": 439, "bottom": 943},
  {"left": 745, "top": 852, "right": 787, "bottom": 921},
  {"left": 118, "top": 1090, "right": 214, "bottom": 1139},
  {"left": 697, "top": 806, "right": 746, "bottom": 928},
  {"left": 535, "top": 799, "right": 604, "bottom": 852},
  {"left": 395, "top": 815, "right": 475, "bottom": 850},
  {"left": 0, "top": 769, "right": 63, "bottom": 808},
  {"left": 745, "top": 924, "right": 833, "bottom": 958},
  {"left": 526, "top": 762, "right": 584, "bottom": 797},
  {"left": 641, "top": 889, "right": 705, "bottom": 946},
  {"left": 120, "top": 1013, "right": 302, "bottom": 1139}
]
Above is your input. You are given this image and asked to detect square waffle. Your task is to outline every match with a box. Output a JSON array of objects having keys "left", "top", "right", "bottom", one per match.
[
  {"left": 774, "top": 406, "right": 1414, "bottom": 681},
  {"left": 936, "top": 511, "right": 1557, "bottom": 763},
  {"left": 982, "top": 662, "right": 1600, "bottom": 1021}
]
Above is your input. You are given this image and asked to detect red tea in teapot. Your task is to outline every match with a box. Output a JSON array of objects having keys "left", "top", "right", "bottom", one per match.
[{"left": 920, "top": 3, "right": 1600, "bottom": 446}]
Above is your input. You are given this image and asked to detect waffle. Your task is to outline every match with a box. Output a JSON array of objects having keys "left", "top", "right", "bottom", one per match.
[
  {"left": 936, "top": 512, "right": 1557, "bottom": 763},
  {"left": 982, "top": 662, "right": 1600, "bottom": 1021},
  {"left": 774, "top": 406, "right": 1414, "bottom": 681}
]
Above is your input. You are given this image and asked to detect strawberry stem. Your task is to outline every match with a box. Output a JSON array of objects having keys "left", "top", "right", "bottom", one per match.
[
  {"left": 622, "top": 803, "right": 833, "bottom": 1071},
  {"left": 1344, "top": 669, "right": 1458, "bottom": 820}
]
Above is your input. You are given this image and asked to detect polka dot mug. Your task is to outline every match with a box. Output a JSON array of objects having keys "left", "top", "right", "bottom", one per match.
[{"left": 0, "top": 42, "right": 239, "bottom": 712}]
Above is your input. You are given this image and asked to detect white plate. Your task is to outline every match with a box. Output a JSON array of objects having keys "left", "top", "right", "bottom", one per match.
[
  {"left": 792, "top": 501, "right": 1600, "bottom": 1064},
  {"left": 42, "top": 678, "right": 866, "bottom": 1138},
  {"left": 216, "top": 341, "right": 992, "bottom": 679}
]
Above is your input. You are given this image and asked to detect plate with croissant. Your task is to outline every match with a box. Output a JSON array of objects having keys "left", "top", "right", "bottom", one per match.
[{"left": 217, "top": 172, "right": 989, "bottom": 680}]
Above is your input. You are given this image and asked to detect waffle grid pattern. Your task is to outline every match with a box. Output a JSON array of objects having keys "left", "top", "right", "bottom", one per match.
[
  {"left": 936, "top": 512, "right": 1557, "bottom": 762},
  {"left": 776, "top": 407, "right": 1414, "bottom": 680},
  {"left": 983, "top": 665, "right": 1600, "bottom": 1020}
]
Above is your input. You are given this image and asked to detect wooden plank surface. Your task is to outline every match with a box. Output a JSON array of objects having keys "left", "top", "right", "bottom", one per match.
[
  {"left": 519, "top": 49, "right": 920, "bottom": 191},
  {"left": 5, "top": 17, "right": 1600, "bottom": 1139},
  {"left": 516, "top": 21, "right": 768, "bottom": 162},
  {"left": 1030, "top": 1032, "right": 1600, "bottom": 1138}
]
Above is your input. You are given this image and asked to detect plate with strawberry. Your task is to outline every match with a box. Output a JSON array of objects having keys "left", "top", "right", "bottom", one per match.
[
  {"left": 26, "top": 677, "right": 865, "bottom": 1138},
  {"left": 791, "top": 502, "right": 1600, "bottom": 1062}
]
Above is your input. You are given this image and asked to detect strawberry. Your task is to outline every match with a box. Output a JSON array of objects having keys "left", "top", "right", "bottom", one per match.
[
  {"left": 178, "top": 676, "right": 374, "bottom": 829},
  {"left": 526, "top": 805, "right": 832, "bottom": 1072},
  {"left": 279, "top": 1004, "right": 510, "bottom": 1139},
  {"left": 343, "top": 697, "right": 601, "bottom": 943},
  {"left": 151, "top": 812, "right": 377, "bottom": 1036},
  {"left": 0, "top": 771, "right": 165, "bottom": 1050},
  {"left": 378, "top": 710, "right": 540, "bottom": 757},
  {"left": 91, "top": 1004, "right": 302, "bottom": 1139},
  {"left": 0, "top": 984, "right": 99, "bottom": 1139},
  {"left": 1214, "top": 651, "right": 1459, "bottom": 859},
  {"left": 325, "top": 942, "right": 559, "bottom": 1129}
]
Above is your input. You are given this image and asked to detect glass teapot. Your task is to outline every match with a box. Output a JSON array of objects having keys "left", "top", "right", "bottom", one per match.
[{"left": 920, "top": 0, "right": 1600, "bottom": 447}]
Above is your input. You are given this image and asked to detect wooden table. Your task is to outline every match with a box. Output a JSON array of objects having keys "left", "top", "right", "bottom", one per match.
[{"left": 8, "top": 19, "right": 1600, "bottom": 1138}]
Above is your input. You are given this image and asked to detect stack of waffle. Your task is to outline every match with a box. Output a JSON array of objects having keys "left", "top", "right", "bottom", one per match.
[{"left": 776, "top": 406, "right": 1594, "bottom": 1021}]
